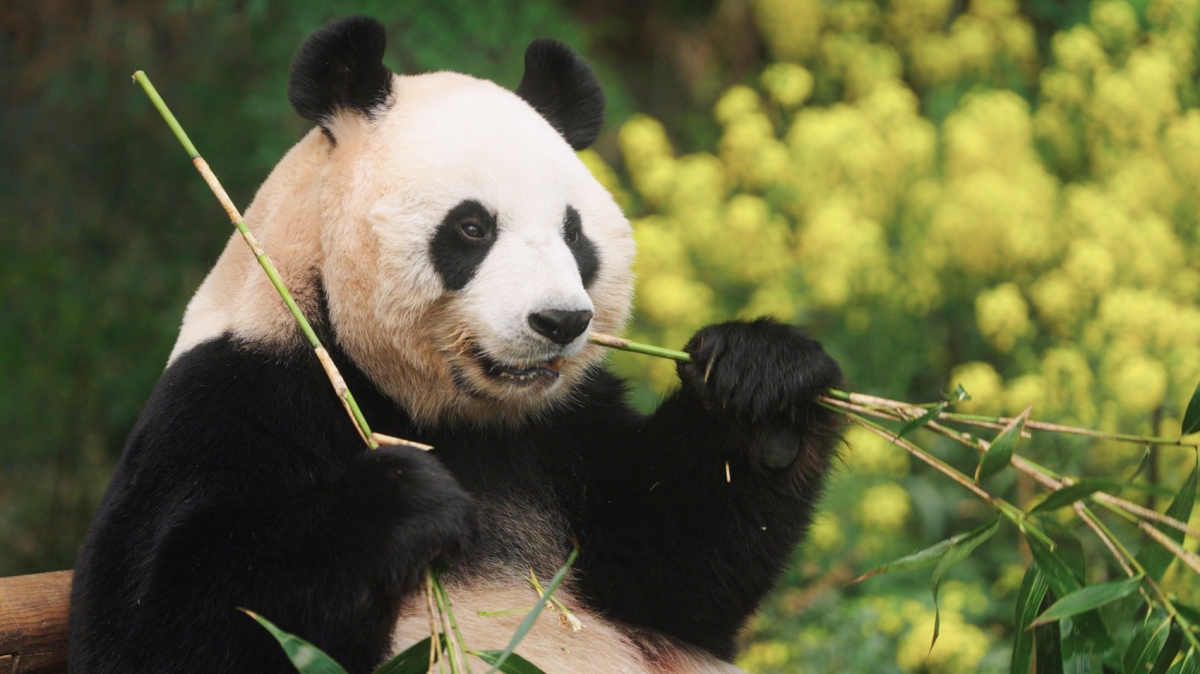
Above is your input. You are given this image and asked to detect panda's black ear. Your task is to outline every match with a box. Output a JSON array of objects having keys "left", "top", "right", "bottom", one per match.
[
  {"left": 288, "top": 16, "right": 393, "bottom": 131},
  {"left": 515, "top": 40, "right": 605, "bottom": 151}
]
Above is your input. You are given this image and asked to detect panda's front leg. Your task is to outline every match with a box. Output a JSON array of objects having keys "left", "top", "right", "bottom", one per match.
[{"left": 572, "top": 318, "right": 844, "bottom": 660}]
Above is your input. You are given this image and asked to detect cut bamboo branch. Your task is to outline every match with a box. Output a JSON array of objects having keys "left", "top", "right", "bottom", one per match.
[
  {"left": 1075, "top": 504, "right": 1136, "bottom": 577},
  {"left": 1140, "top": 523, "right": 1200, "bottom": 576},
  {"left": 424, "top": 570, "right": 444, "bottom": 674},
  {"left": 132, "top": 70, "right": 426, "bottom": 453}
]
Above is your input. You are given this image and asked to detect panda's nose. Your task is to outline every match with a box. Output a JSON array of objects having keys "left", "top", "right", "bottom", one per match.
[{"left": 528, "top": 309, "right": 593, "bottom": 345}]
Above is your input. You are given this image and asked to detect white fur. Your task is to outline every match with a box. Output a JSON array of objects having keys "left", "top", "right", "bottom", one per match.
[{"left": 390, "top": 578, "right": 745, "bottom": 674}]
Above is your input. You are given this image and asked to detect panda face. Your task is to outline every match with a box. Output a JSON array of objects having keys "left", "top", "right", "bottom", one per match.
[
  {"left": 320, "top": 70, "right": 633, "bottom": 424},
  {"left": 358, "top": 72, "right": 622, "bottom": 403},
  {"left": 171, "top": 20, "right": 631, "bottom": 426}
]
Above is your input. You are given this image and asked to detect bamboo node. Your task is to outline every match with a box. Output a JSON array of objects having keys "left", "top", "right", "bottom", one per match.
[
  {"left": 314, "top": 347, "right": 349, "bottom": 397},
  {"left": 240, "top": 229, "right": 267, "bottom": 257},
  {"left": 192, "top": 157, "right": 243, "bottom": 224}
]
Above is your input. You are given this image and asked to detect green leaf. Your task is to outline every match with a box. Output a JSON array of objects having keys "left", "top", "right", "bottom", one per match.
[
  {"left": 849, "top": 532, "right": 966, "bottom": 584},
  {"left": 930, "top": 518, "right": 1000, "bottom": 649},
  {"left": 373, "top": 637, "right": 437, "bottom": 674},
  {"left": 1130, "top": 447, "right": 1154, "bottom": 483},
  {"left": 1059, "top": 617, "right": 1093, "bottom": 674},
  {"left": 1169, "top": 648, "right": 1199, "bottom": 674},
  {"left": 1150, "top": 622, "right": 1183, "bottom": 674},
  {"left": 1013, "top": 563, "right": 1050, "bottom": 674},
  {"left": 1182, "top": 382, "right": 1200, "bottom": 436},
  {"left": 976, "top": 408, "right": 1029, "bottom": 484},
  {"left": 470, "top": 650, "right": 548, "bottom": 674},
  {"left": 1028, "top": 534, "right": 1082, "bottom": 596},
  {"left": 1026, "top": 532, "right": 1121, "bottom": 669},
  {"left": 1125, "top": 617, "right": 1173, "bottom": 674},
  {"left": 240, "top": 609, "right": 349, "bottom": 674},
  {"left": 951, "top": 383, "right": 971, "bottom": 403},
  {"left": 896, "top": 402, "right": 945, "bottom": 441},
  {"left": 484, "top": 547, "right": 578, "bottom": 674},
  {"left": 1035, "top": 615, "right": 1065, "bottom": 674},
  {"left": 1137, "top": 460, "right": 1199, "bottom": 581},
  {"left": 1032, "top": 577, "right": 1144, "bottom": 627},
  {"left": 1031, "top": 480, "right": 1122, "bottom": 514}
]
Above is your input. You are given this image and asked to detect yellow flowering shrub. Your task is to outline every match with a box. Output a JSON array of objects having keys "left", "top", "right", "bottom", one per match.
[{"left": 583, "top": 0, "right": 1200, "bottom": 670}]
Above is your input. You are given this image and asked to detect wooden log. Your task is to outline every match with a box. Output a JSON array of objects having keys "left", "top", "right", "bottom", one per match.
[{"left": 0, "top": 571, "right": 71, "bottom": 674}]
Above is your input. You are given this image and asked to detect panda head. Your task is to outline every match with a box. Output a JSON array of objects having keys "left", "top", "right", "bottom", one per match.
[{"left": 279, "top": 16, "right": 633, "bottom": 425}]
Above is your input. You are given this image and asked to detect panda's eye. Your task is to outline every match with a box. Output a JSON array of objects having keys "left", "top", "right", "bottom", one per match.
[
  {"left": 565, "top": 228, "right": 580, "bottom": 244},
  {"left": 458, "top": 218, "right": 488, "bottom": 241}
]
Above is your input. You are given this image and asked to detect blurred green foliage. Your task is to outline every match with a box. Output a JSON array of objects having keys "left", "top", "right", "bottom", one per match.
[{"left": 7, "top": 0, "right": 1200, "bottom": 671}]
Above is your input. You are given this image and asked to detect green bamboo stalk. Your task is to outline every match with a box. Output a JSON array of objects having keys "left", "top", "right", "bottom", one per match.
[
  {"left": 591, "top": 333, "right": 1200, "bottom": 449},
  {"left": 132, "top": 70, "right": 428, "bottom": 452},
  {"left": 589, "top": 332, "right": 692, "bottom": 362},
  {"left": 434, "top": 575, "right": 473, "bottom": 674},
  {"left": 432, "top": 575, "right": 467, "bottom": 674}
]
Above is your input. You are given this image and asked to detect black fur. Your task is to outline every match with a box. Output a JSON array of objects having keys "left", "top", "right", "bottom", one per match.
[
  {"left": 515, "top": 40, "right": 605, "bottom": 150},
  {"left": 288, "top": 16, "right": 393, "bottom": 135},
  {"left": 68, "top": 329, "right": 474, "bottom": 674},
  {"left": 564, "top": 205, "right": 599, "bottom": 287},
  {"left": 429, "top": 200, "right": 498, "bottom": 291},
  {"left": 70, "top": 294, "right": 843, "bottom": 671}
]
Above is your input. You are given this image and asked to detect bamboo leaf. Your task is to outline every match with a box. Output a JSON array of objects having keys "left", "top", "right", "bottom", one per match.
[
  {"left": 1124, "top": 617, "right": 1173, "bottom": 674},
  {"left": 1059, "top": 616, "right": 1093, "bottom": 674},
  {"left": 849, "top": 531, "right": 971, "bottom": 584},
  {"left": 1031, "top": 480, "right": 1122, "bottom": 514},
  {"left": 1130, "top": 447, "right": 1154, "bottom": 483},
  {"left": 951, "top": 383, "right": 971, "bottom": 403},
  {"left": 976, "top": 407, "right": 1030, "bottom": 484},
  {"left": 1035, "top": 616, "right": 1065, "bottom": 674},
  {"left": 896, "top": 402, "right": 945, "bottom": 441},
  {"left": 1026, "top": 533, "right": 1121, "bottom": 669},
  {"left": 1032, "top": 577, "right": 1144, "bottom": 627},
  {"left": 930, "top": 518, "right": 1000, "bottom": 649},
  {"left": 484, "top": 547, "right": 578, "bottom": 674},
  {"left": 1137, "top": 460, "right": 1198, "bottom": 581},
  {"left": 373, "top": 637, "right": 438, "bottom": 674},
  {"left": 1013, "top": 563, "right": 1050, "bottom": 674},
  {"left": 469, "top": 650, "right": 548, "bottom": 674},
  {"left": 1150, "top": 623, "right": 1183, "bottom": 674},
  {"left": 1028, "top": 530, "right": 1084, "bottom": 594},
  {"left": 1169, "top": 648, "right": 1199, "bottom": 674},
  {"left": 1182, "top": 382, "right": 1200, "bottom": 436},
  {"left": 240, "top": 609, "right": 349, "bottom": 674}
]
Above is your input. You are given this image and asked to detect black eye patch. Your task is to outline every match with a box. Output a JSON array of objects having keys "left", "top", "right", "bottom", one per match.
[
  {"left": 564, "top": 206, "right": 599, "bottom": 288},
  {"left": 430, "top": 200, "right": 498, "bottom": 291}
]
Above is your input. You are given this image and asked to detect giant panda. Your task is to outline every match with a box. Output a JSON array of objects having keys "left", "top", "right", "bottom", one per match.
[{"left": 68, "top": 16, "right": 844, "bottom": 674}]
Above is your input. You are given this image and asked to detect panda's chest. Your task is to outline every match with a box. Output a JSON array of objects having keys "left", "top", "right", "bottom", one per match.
[
  {"left": 388, "top": 578, "right": 744, "bottom": 674},
  {"left": 427, "top": 434, "right": 577, "bottom": 576},
  {"left": 466, "top": 491, "right": 572, "bottom": 576}
]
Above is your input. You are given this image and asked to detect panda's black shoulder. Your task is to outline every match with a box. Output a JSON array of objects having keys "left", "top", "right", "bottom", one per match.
[
  {"left": 546, "top": 365, "right": 645, "bottom": 431},
  {"left": 120, "top": 334, "right": 362, "bottom": 493}
]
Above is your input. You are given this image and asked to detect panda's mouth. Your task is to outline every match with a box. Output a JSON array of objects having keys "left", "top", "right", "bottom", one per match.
[{"left": 470, "top": 347, "right": 562, "bottom": 386}]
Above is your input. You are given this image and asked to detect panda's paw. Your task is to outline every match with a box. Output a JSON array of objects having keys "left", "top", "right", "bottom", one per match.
[
  {"left": 678, "top": 319, "right": 842, "bottom": 468},
  {"left": 350, "top": 446, "right": 477, "bottom": 564}
]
